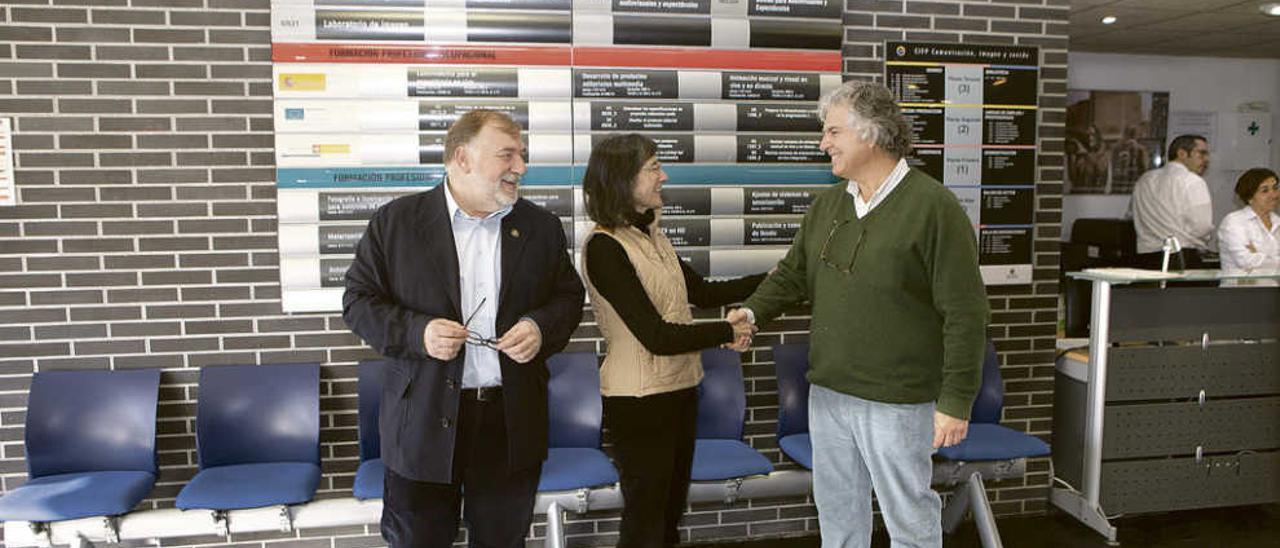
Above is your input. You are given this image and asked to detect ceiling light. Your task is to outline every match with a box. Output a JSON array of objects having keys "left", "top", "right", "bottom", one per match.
[
  {"left": 1101, "top": 15, "right": 1117, "bottom": 24},
  {"left": 1262, "top": 3, "right": 1280, "bottom": 16}
]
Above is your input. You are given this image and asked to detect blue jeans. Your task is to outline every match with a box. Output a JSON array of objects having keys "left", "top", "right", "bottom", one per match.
[{"left": 810, "top": 384, "right": 941, "bottom": 548}]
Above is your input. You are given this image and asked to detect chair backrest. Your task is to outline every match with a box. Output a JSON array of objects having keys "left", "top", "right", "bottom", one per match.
[
  {"left": 25, "top": 369, "right": 161, "bottom": 479},
  {"left": 357, "top": 359, "right": 385, "bottom": 462},
  {"left": 1069, "top": 218, "right": 1136, "bottom": 257},
  {"left": 696, "top": 348, "right": 746, "bottom": 440},
  {"left": 546, "top": 352, "right": 602, "bottom": 449},
  {"left": 772, "top": 343, "right": 810, "bottom": 438},
  {"left": 970, "top": 341, "right": 1004, "bottom": 425},
  {"left": 195, "top": 363, "right": 320, "bottom": 468}
]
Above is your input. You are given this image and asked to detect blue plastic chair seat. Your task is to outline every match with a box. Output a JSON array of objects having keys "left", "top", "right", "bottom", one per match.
[
  {"left": 353, "top": 458, "right": 384, "bottom": 500},
  {"left": 935, "top": 423, "right": 1051, "bottom": 461},
  {"left": 539, "top": 448, "right": 619, "bottom": 492},
  {"left": 691, "top": 439, "right": 774, "bottom": 481},
  {"left": 0, "top": 471, "right": 155, "bottom": 522},
  {"left": 175, "top": 462, "right": 321, "bottom": 510},
  {"left": 778, "top": 433, "right": 813, "bottom": 470}
]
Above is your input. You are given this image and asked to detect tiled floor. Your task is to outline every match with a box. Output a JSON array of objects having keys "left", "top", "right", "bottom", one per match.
[{"left": 696, "top": 504, "right": 1280, "bottom": 547}]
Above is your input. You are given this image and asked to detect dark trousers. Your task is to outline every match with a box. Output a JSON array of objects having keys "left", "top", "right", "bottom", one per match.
[
  {"left": 381, "top": 392, "right": 541, "bottom": 548},
  {"left": 604, "top": 387, "right": 699, "bottom": 548}
]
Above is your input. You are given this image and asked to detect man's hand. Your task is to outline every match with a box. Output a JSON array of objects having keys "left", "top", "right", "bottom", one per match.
[
  {"left": 496, "top": 319, "right": 542, "bottom": 364},
  {"left": 424, "top": 318, "right": 467, "bottom": 361},
  {"left": 933, "top": 411, "right": 969, "bottom": 449}
]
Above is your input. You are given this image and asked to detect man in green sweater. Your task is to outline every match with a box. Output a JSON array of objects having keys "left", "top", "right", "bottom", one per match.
[{"left": 729, "top": 81, "right": 989, "bottom": 547}]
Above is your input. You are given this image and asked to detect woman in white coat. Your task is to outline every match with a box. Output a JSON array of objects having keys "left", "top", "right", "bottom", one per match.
[{"left": 1217, "top": 168, "right": 1278, "bottom": 285}]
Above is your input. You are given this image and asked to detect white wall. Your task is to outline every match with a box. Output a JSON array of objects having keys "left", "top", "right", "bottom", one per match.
[{"left": 1064, "top": 52, "right": 1280, "bottom": 241}]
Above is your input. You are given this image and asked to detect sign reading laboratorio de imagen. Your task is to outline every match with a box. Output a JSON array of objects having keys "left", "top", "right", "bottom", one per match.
[
  {"left": 270, "top": 0, "right": 844, "bottom": 312},
  {"left": 885, "top": 42, "right": 1039, "bottom": 286}
]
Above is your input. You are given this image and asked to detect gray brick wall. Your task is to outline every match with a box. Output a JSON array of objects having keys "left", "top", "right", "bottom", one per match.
[{"left": 0, "top": 0, "right": 1065, "bottom": 545}]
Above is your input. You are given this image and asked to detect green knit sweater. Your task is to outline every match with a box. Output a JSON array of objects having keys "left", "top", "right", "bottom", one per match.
[{"left": 745, "top": 169, "right": 989, "bottom": 419}]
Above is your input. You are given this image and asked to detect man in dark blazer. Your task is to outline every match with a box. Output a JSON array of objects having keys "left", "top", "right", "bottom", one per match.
[{"left": 343, "top": 110, "right": 585, "bottom": 548}]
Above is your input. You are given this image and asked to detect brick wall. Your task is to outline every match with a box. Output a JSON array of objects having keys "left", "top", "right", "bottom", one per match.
[{"left": 0, "top": 0, "right": 1066, "bottom": 545}]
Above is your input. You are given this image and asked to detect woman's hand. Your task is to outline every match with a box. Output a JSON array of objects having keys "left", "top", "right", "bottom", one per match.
[{"left": 723, "top": 309, "right": 757, "bottom": 352}]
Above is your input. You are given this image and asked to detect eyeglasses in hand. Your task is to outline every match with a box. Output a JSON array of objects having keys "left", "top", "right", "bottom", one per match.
[{"left": 462, "top": 297, "right": 499, "bottom": 350}]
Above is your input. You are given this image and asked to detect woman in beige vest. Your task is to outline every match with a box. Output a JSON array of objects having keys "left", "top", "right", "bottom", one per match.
[{"left": 581, "top": 134, "right": 763, "bottom": 547}]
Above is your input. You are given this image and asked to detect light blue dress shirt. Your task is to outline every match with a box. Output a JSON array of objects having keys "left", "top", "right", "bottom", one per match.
[{"left": 444, "top": 182, "right": 510, "bottom": 389}]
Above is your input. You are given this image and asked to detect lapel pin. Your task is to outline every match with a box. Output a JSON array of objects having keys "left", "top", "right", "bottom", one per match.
[{"left": 510, "top": 228, "right": 520, "bottom": 238}]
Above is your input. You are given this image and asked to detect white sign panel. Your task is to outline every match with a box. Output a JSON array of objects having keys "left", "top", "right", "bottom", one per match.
[{"left": 0, "top": 118, "right": 14, "bottom": 206}]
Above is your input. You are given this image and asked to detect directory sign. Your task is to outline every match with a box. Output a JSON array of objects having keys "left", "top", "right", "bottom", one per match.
[{"left": 886, "top": 41, "right": 1039, "bottom": 285}]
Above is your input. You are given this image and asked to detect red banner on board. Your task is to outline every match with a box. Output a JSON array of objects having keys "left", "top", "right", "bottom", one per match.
[{"left": 272, "top": 43, "right": 573, "bottom": 65}]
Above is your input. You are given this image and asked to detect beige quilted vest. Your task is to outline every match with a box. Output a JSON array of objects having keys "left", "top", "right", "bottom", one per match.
[{"left": 582, "top": 218, "right": 702, "bottom": 397}]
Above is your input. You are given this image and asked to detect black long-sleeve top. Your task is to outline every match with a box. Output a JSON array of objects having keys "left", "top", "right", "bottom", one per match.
[{"left": 586, "top": 209, "right": 766, "bottom": 356}]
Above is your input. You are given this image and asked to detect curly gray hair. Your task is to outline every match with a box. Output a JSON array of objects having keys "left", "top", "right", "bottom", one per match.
[{"left": 817, "top": 80, "right": 913, "bottom": 159}]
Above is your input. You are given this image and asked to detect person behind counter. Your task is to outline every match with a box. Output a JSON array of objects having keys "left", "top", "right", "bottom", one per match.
[
  {"left": 580, "top": 133, "right": 764, "bottom": 547},
  {"left": 1217, "top": 167, "right": 1279, "bottom": 276}
]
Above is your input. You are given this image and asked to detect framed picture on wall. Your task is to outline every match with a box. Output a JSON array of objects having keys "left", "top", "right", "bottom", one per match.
[{"left": 1065, "top": 90, "right": 1169, "bottom": 194}]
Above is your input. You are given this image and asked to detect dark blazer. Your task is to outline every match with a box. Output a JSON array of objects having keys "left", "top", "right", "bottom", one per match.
[{"left": 343, "top": 185, "right": 585, "bottom": 484}]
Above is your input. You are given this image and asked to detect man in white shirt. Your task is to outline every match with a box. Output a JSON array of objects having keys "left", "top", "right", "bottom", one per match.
[
  {"left": 1129, "top": 134, "right": 1213, "bottom": 268},
  {"left": 344, "top": 110, "right": 585, "bottom": 548}
]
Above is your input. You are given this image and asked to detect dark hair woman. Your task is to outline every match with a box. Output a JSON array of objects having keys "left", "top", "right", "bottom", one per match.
[
  {"left": 1217, "top": 167, "right": 1278, "bottom": 276},
  {"left": 580, "top": 133, "right": 764, "bottom": 547}
]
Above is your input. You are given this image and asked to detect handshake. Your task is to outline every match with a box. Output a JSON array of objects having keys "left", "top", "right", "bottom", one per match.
[{"left": 722, "top": 308, "right": 757, "bottom": 352}]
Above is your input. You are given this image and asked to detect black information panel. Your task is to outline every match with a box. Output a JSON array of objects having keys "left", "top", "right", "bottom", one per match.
[
  {"left": 419, "top": 101, "right": 529, "bottom": 130},
  {"left": 723, "top": 72, "right": 821, "bottom": 101},
  {"left": 576, "top": 69, "right": 679, "bottom": 98},
  {"left": 745, "top": 187, "right": 820, "bottom": 214},
  {"left": 661, "top": 188, "right": 712, "bottom": 216},
  {"left": 319, "top": 192, "right": 401, "bottom": 221},
  {"left": 592, "top": 102, "right": 694, "bottom": 130},
  {"left": 886, "top": 41, "right": 1039, "bottom": 285}
]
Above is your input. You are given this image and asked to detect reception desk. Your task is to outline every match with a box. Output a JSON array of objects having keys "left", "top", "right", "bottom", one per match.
[{"left": 1052, "top": 269, "right": 1280, "bottom": 543}]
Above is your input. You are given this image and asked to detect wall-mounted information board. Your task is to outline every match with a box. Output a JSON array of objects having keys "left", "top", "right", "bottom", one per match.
[
  {"left": 885, "top": 41, "right": 1039, "bottom": 285},
  {"left": 271, "top": 0, "right": 842, "bottom": 312}
]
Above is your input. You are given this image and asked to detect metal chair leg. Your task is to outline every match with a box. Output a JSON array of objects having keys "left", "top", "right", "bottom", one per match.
[
  {"left": 29, "top": 522, "right": 52, "bottom": 548},
  {"left": 941, "top": 471, "right": 1005, "bottom": 548},
  {"left": 545, "top": 501, "right": 565, "bottom": 548},
  {"left": 941, "top": 479, "right": 973, "bottom": 534},
  {"left": 965, "top": 472, "right": 1004, "bottom": 548}
]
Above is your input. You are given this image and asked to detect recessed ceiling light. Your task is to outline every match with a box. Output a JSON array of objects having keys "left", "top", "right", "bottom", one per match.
[
  {"left": 1101, "top": 15, "right": 1118, "bottom": 24},
  {"left": 1262, "top": 3, "right": 1280, "bottom": 16}
]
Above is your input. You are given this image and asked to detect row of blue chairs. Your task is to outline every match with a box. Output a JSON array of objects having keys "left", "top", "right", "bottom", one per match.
[
  {"left": 0, "top": 349, "right": 772, "bottom": 523},
  {"left": 0, "top": 364, "right": 321, "bottom": 522},
  {"left": 0, "top": 344, "right": 1049, "bottom": 539}
]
